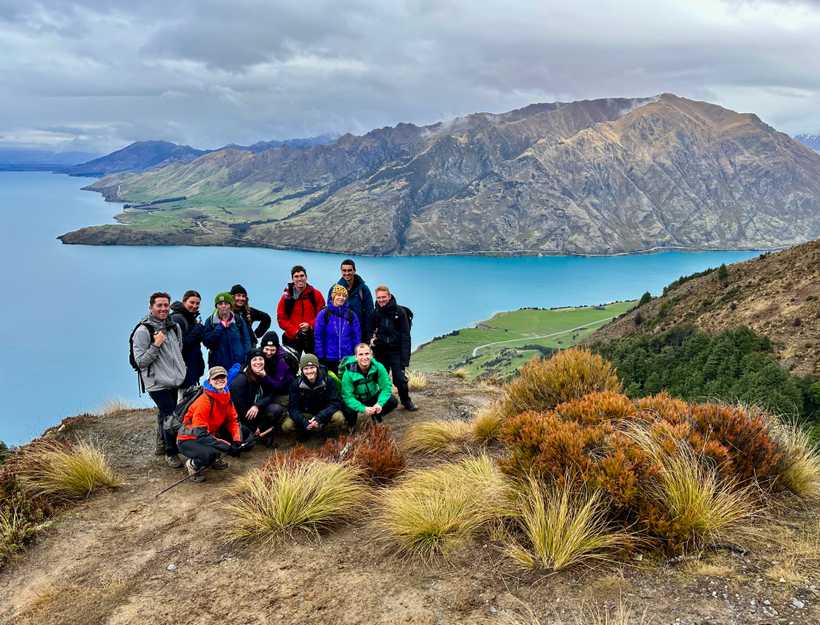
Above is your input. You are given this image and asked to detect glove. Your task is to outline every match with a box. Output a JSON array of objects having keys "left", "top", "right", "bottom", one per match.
[{"left": 226, "top": 442, "right": 242, "bottom": 457}]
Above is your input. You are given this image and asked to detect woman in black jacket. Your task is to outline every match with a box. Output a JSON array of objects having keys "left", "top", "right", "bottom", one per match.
[
  {"left": 231, "top": 349, "right": 283, "bottom": 447},
  {"left": 170, "top": 290, "right": 206, "bottom": 389}
]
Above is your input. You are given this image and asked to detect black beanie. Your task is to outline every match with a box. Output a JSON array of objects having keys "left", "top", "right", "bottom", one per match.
[
  {"left": 246, "top": 348, "right": 265, "bottom": 365},
  {"left": 230, "top": 284, "right": 248, "bottom": 296},
  {"left": 260, "top": 331, "right": 280, "bottom": 348}
]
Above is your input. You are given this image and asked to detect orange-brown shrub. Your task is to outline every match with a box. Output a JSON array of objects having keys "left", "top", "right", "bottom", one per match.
[
  {"left": 351, "top": 424, "right": 405, "bottom": 484},
  {"left": 262, "top": 425, "right": 405, "bottom": 485},
  {"left": 498, "top": 348, "right": 621, "bottom": 418},
  {"left": 555, "top": 391, "right": 636, "bottom": 425},
  {"left": 635, "top": 393, "right": 690, "bottom": 424},
  {"left": 688, "top": 403, "right": 784, "bottom": 484},
  {"left": 499, "top": 411, "right": 611, "bottom": 482}
]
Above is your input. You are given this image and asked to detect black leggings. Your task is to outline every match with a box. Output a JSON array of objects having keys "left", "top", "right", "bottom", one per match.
[{"left": 374, "top": 350, "right": 410, "bottom": 404}]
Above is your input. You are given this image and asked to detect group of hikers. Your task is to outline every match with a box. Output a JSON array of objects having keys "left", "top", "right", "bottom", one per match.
[{"left": 129, "top": 259, "right": 416, "bottom": 482}]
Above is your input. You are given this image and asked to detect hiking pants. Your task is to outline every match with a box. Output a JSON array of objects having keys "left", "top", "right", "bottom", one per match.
[
  {"left": 149, "top": 388, "right": 179, "bottom": 455},
  {"left": 375, "top": 349, "right": 411, "bottom": 405},
  {"left": 240, "top": 402, "right": 285, "bottom": 438},
  {"left": 282, "top": 410, "right": 346, "bottom": 433},
  {"left": 178, "top": 438, "right": 219, "bottom": 470},
  {"left": 341, "top": 394, "right": 398, "bottom": 425}
]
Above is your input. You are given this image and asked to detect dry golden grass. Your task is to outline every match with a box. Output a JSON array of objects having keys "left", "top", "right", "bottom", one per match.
[
  {"left": 406, "top": 369, "right": 428, "bottom": 391},
  {"left": 472, "top": 405, "right": 504, "bottom": 444},
  {"left": 225, "top": 460, "right": 368, "bottom": 542},
  {"left": 767, "top": 418, "right": 820, "bottom": 498},
  {"left": 16, "top": 440, "right": 121, "bottom": 500},
  {"left": 575, "top": 599, "right": 651, "bottom": 625},
  {"left": 0, "top": 504, "right": 44, "bottom": 564},
  {"left": 683, "top": 560, "right": 734, "bottom": 578},
  {"left": 402, "top": 419, "right": 474, "bottom": 454},
  {"left": 12, "top": 579, "right": 129, "bottom": 625},
  {"left": 452, "top": 367, "right": 468, "bottom": 379},
  {"left": 626, "top": 425, "right": 756, "bottom": 549},
  {"left": 498, "top": 348, "right": 621, "bottom": 418},
  {"left": 95, "top": 398, "right": 134, "bottom": 416},
  {"left": 375, "top": 455, "right": 513, "bottom": 562},
  {"left": 505, "top": 476, "right": 630, "bottom": 571},
  {"left": 763, "top": 519, "right": 820, "bottom": 585}
]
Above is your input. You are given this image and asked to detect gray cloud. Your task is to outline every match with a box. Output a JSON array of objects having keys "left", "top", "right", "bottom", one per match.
[{"left": 1, "top": 0, "right": 819, "bottom": 153}]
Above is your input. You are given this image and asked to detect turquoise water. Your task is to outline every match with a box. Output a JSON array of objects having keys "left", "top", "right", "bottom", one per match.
[{"left": 0, "top": 172, "right": 759, "bottom": 444}]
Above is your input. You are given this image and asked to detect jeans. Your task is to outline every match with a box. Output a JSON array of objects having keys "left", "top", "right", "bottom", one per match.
[{"left": 149, "top": 388, "right": 179, "bottom": 455}]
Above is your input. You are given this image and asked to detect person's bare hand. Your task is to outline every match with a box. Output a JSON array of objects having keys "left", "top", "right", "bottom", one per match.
[
  {"left": 307, "top": 419, "right": 319, "bottom": 430},
  {"left": 298, "top": 322, "right": 310, "bottom": 331},
  {"left": 152, "top": 330, "right": 166, "bottom": 347},
  {"left": 246, "top": 406, "right": 259, "bottom": 420},
  {"left": 364, "top": 406, "right": 377, "bottom": 417},
  {"left": 372, "top": 404, "right": 383, "bottom": 414}
]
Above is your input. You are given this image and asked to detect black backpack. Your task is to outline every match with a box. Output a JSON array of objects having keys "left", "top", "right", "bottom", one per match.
[
  {"left": 400, "top": 306, "right": 414, "bottom": 332},
  {"left": 163, "top": 385, "right": 212, "bottom": 436},
  {"left": 128, "top": 321, "right": 154, "bottom": 394}
]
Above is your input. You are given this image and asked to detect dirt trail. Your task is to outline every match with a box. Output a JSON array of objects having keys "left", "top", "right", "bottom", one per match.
[{"left": 2, "top": 375, "right": 818, "bottom": 625}]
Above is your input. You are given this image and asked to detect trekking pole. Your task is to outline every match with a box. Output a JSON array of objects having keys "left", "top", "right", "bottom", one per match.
[{"left": 154, "top": 467, "right": 205, "bottom": 498}]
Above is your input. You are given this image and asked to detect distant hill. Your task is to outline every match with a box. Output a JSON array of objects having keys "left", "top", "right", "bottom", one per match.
[
  {"left": 795, "top": 133, "right": 820, "bottom": 152},
  {"left": 224, "top": 134, "right": 337, "bottom": 153},
  {"left": 61, "top": 94, "right": 820, "bottom": 255},
  {"left": 591, "top": 239, "right": 820, "bottom": 377},
  {"left": 63, "top": 141, "right": 207, "bottom": 177},
  {"left": 0, "top": 148, "right": 97, "bottom": 170}
]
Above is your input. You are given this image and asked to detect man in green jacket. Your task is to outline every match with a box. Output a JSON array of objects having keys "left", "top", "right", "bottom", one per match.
[{"left": 340, "top": 343, "right": 398, "bottom": 427}]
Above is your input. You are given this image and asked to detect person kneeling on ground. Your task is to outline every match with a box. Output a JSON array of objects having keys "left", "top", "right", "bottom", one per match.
[
  {"left": 340, "top": 343, "right": 398, "bottom": 427},
  {"left": 283, "top": 353, "right": 346, "bottom": 439},
  {"left": 176, "top": 366, "right": 243, "bottom": 483},
  {"left": 231, "top": 348, "right": 283, "bottom": 448}
]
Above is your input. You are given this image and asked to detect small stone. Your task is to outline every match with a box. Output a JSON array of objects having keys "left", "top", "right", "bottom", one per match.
[
  {"left": 167, "top": 563, "right": 177, "bottom": 572},
  {"left": 763, "top": 600, "right": 771, "bottom": 606},
  {"left": 790, "top": 598, "right": 805, "bottom": 609},
  {"left": 489, "top": 606, "right": 497, "bottom": 615}
]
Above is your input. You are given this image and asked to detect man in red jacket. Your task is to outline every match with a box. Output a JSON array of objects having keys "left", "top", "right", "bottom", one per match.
[{"left": 276, "top": 265, "right": 326, "bottom": 356}]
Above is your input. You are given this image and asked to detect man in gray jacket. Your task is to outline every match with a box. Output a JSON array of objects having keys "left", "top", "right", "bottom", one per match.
[{"left": 131, "top": 291, "right": 187, "bottom": 467}]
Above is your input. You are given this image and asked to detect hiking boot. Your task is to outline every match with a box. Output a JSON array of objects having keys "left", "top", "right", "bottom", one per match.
[
  {"left": 164, "top": 454, "right": 183, "bottom": 469},
  {"left": 403, "top": 400, "right": 418, "bottom": 412},
  {"left": 212, "top": 457, "right": 229, "bottom": 470},
  {"left": 186, "top": 459, "right": 205, "bottom": 483}
]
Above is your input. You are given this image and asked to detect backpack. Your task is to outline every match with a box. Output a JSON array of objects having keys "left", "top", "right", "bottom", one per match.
[
  {"left": 400, "top": 306, "right": 414, "bottom": 332},
  {"left": 280, "top": 344, "right": 300, "bottom": 374},
  {"left": 128, "top": 321, "right": 154, "bottom": 394},
  {"left": 163, "top": 385, "right": 212, "bottom": 436}
]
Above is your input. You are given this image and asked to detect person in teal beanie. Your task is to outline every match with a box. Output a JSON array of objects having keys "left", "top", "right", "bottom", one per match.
[{"left": 202, "top": 291, "right": 253, "bottom": 369}]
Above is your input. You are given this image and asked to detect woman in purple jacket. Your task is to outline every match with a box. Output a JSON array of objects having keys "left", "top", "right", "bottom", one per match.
[
  {"left": 259, "top": 331, "right": 295, "bottom": 404},
  {"left": 314, "top": 285, "right": 361, "bottom": 375}
]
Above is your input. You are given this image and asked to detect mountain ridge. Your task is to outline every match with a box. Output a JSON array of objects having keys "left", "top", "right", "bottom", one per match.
[{"left": 60, "top": 94, "right": 820, "bottom": 255}]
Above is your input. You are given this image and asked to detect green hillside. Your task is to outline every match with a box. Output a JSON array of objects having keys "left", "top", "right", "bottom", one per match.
[{"left": 412, "top": 301, "right": 635, "bottom": 380}]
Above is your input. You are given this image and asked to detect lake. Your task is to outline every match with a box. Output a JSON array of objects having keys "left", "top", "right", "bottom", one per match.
[{"left": 0, "top": 171, "right": 760, "bottom": 444}]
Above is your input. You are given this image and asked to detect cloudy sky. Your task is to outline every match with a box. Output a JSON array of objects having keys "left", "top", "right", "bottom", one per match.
[{"left": 1, "top": 0, "right": 819, "bottom": 154}]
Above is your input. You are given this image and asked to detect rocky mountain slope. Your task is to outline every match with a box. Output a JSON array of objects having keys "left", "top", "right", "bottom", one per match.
[
  {"left": 64, "top": 141, "right": 207, "bottom": 176},
  {"left": 60, "top": 94, "right": 820, "bottom": 255},
  {"left": 591, "top": 239, "right": 820, "bottom": 376}
]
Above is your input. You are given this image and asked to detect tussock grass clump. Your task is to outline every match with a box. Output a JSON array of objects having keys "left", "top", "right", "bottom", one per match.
[
  {"left": 16, "top": 440, "right": 121, "bottom": 500},
  {"left": 226, "top": 460, "right": 368, "bottom": 542},
  {"left": 406, "top": 369, "right": 428, "bottom": 391},
  {"left": 498, "top": 348, "right": 621, "bottom": 419},
  {"left": 472, "top": 405, "right": 504, "bottom": 444},
  {"left": 376, "top": 455, "right": 512, "bottom": 561},
  {"left": 402, "top": 419, "right": 473, "bottom": 454},
  {"left": 575, "top": 599, "right": 651, "bottom": 625},
  {"left": 95, "top": 398, "right": 133, "bottom": 416},
  {"left": 0, "top": 504, "right": 43, "bottom": 564},
  {"left": 764, "top": 418, "right": 820, "bottom": 498},
  {"left": 506, "top": 476, "right": 630, "bottom": 571},
  {"left": 626, "top": 426, "right": 756, "bottom": 549}
]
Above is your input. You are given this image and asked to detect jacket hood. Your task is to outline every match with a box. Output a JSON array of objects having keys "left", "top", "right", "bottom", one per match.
[
  {"left": 202, "top": 383, "right": 233, "bottom": 405},
  {"left": 141, "top": 313, "right": 177, "bottom": 331},
  {"left": 170, "top": 301, "right": 196, "bottom": 322}
]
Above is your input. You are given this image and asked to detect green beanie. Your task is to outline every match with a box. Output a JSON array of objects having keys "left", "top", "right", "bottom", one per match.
[
  {"left": 299, "top": 353, "right": 320, "bottom": 370},
  {"left": 214, "top": 292, "right": 234, "bottom": 306}
]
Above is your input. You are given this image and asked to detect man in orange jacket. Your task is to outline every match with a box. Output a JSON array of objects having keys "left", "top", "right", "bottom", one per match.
[
  {"left": 276, "top": 265, "right": 326, "bottom": 356},
  {"left": 176, "top": 366, "right": 243, "bottom": 482}
]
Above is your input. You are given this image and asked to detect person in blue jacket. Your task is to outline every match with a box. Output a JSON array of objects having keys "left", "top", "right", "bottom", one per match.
[
  {"left": 202, "top": 292, "right": 252, "bottom": 370},
  {"left": 314, "top": 284, "right": 361, "bottom": 374},
  {"left": 327, "top": 259, "right": 374, "bottom": 343}
]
